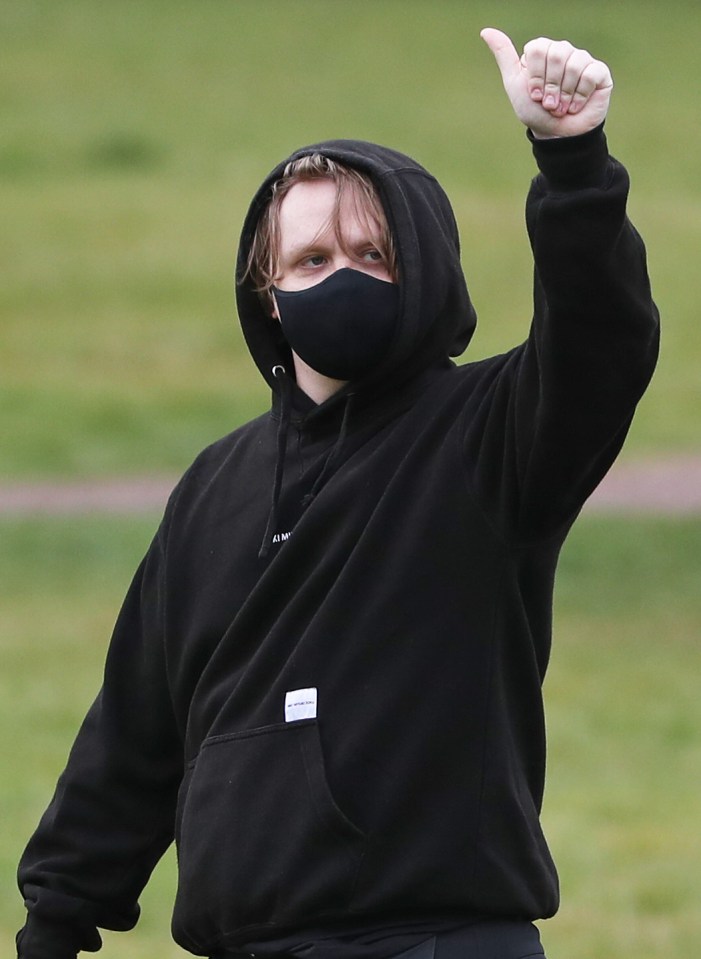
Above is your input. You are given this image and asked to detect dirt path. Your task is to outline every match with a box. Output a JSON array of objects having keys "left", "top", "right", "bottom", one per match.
[
  {"left": 583, "top": 454, "right": 701, "bottom": 515},
  {"left": 1, "top": 455, "right": 700, "bottom": 517}
]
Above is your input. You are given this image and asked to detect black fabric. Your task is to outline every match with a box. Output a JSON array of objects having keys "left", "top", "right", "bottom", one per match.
[
  {"left": 16, "top": 914, "right": 102, "bottom": 958},
  {"left": 17, "top": 128, "right": 658, "bottom": 957},
  {"left": 222, "top": 919, "right": 467, "bottom": 959},
  {"left": 212, "top": 921, "right": 544, "bottom": 959},
  {"left": 433, "top": 922, "right": 544, "bottom": 959}
]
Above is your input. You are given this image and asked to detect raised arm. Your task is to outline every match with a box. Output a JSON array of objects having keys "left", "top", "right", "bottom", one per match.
[{"left": 462, "top": 30, "right": 659, "bottom": 538}]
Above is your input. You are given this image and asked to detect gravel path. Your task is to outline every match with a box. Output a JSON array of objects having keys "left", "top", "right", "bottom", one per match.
[{"left": 1, "top": 455, "right": 700, "bottom": 517}]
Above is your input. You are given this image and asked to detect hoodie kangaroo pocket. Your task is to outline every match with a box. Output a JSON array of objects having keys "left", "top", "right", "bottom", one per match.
[{"left": 173, "top": 718, "right": 365, "bottom": 946}]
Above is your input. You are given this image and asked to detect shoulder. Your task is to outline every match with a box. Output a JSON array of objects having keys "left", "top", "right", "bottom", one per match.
[{"left": 162, "top": 410, "right": 273, "bottom": 524}]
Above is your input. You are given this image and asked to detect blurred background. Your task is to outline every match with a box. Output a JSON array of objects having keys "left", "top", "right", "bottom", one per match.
[{"left": 1, "top": 1, "right": 699, "bottom": 956}]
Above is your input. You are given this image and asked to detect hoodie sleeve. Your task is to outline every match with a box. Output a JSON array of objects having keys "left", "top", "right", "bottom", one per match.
[
  {"left": 465, "top": 124, "right": 659, "bottom": 540},
  {"left": 16, "top": 519, "right": 184, "bottom": 957}
]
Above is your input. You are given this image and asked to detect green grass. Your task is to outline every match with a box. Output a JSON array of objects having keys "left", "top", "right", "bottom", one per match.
[
  {"left": 2, "top": 0, "right": 700, "bottom": 478},
  {"left": 1, "top": 514, "right": 700, "bottom": 958},
  {"left": 543, "top": 518, "right": 701, "bottom": 957}
]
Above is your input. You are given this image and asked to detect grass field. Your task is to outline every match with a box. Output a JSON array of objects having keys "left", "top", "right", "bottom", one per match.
[{"left": 2, "top": 1, "right": 700, "bottom": 956}]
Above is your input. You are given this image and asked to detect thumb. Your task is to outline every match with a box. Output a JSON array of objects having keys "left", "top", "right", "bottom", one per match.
[{"left": 480, "top": 27, "right": 520, "bottom": 81}]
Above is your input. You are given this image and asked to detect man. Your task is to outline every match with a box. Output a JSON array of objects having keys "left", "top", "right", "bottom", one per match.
[{"left": 16, "top": 29, "right": 659, "bottom": 959}]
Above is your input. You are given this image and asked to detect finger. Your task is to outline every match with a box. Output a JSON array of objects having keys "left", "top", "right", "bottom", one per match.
[
  {"left": 542, "top": 40, "right": 576, "bottom": 111},
  {"left": 480, "top": 27, "right": 521, "bottom": 82},
  {"left": 522, "top": 37, "right": 550, "bottom": 102},
  {"left": 552, "top": 48, "right": 593, "bottom": 116},
  {"left": 568, "top": 59, "right": 614, "bottom": 114}
]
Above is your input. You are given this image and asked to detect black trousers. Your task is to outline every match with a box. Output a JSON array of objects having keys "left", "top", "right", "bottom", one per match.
[
  {"left": 393, "top": 923, "right": 545, "bottom": 959},
  {"left": 215, "top": 921, "right": 545, "bottom": 959}
]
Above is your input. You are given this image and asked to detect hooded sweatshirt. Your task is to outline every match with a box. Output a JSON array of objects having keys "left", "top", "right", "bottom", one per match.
[{"left": 17, "top": 127, "right": 659, "bottom": 958}]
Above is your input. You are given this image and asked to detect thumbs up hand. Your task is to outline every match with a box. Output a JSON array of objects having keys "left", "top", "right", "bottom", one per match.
[{"left": 480, "top": 29, "right": 613, "bottom": 139}]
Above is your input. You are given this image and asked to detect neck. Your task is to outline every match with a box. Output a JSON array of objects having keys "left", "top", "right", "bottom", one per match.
[{"left": 293, "top": 353, "right": 347, "bottom": 405}]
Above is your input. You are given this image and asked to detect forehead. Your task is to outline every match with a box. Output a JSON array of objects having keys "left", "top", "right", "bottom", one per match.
[
  {"left": 277, "top": 178, "right": 383, "bottom": 253},
  {"left": 278, "top": 180, "right": 337, "bottom": 239}
]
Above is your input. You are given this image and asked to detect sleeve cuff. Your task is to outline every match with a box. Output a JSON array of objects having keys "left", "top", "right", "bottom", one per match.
[
  {"left": 16, "top": 913, "right": 102, "bottom": 958},
  {"left": 528, "top": 123, "right": 611, "bottom": 190}
]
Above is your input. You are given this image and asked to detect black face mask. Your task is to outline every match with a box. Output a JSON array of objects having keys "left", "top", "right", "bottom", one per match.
[{"left": 273, "top": 268, "right": 399, "bottom": 381}]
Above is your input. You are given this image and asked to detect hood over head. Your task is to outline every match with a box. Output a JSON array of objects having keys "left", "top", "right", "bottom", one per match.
[{"left": 235, "top": 139, "right": 477, "bottom": 397}]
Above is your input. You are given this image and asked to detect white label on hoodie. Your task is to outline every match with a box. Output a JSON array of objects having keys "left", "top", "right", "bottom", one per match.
[{"left": 285, "top": 687, "right": 318, "bottom": 722}]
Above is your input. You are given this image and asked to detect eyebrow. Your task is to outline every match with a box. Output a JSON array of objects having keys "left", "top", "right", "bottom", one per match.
[{"left": 283, "top": 237, "right": 332, "bottom": 260}]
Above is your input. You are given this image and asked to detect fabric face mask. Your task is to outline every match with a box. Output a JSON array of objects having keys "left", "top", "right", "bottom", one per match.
[{"left": 273, "top": 268, "right": 399, "bottom": 381}]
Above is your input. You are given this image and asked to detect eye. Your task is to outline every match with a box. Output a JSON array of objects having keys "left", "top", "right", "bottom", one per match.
[
  {"left": 361, "top": 248, "right": 384, "bottom": 263},
  {"left": 301, "top": 254, "right": 326, "bottom": 268}
]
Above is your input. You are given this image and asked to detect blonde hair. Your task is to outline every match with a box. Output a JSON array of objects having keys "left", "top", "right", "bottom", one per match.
[{"left": 244, "top": 154, "right": 397, "bottom": 300}]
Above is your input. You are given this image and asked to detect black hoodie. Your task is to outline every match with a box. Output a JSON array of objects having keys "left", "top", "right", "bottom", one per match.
[{"left": 17, "top": 128, "right": 659, "bottom": 958}]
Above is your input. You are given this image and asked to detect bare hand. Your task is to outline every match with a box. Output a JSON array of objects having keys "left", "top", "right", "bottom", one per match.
[{"left": 480, "top": 28, "right": 613, "bottom": 139}]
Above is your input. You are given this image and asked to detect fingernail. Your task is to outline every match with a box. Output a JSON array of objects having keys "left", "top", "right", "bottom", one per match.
[{"left": 543, "top": 94, "right": 556, "bottom": 109}]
